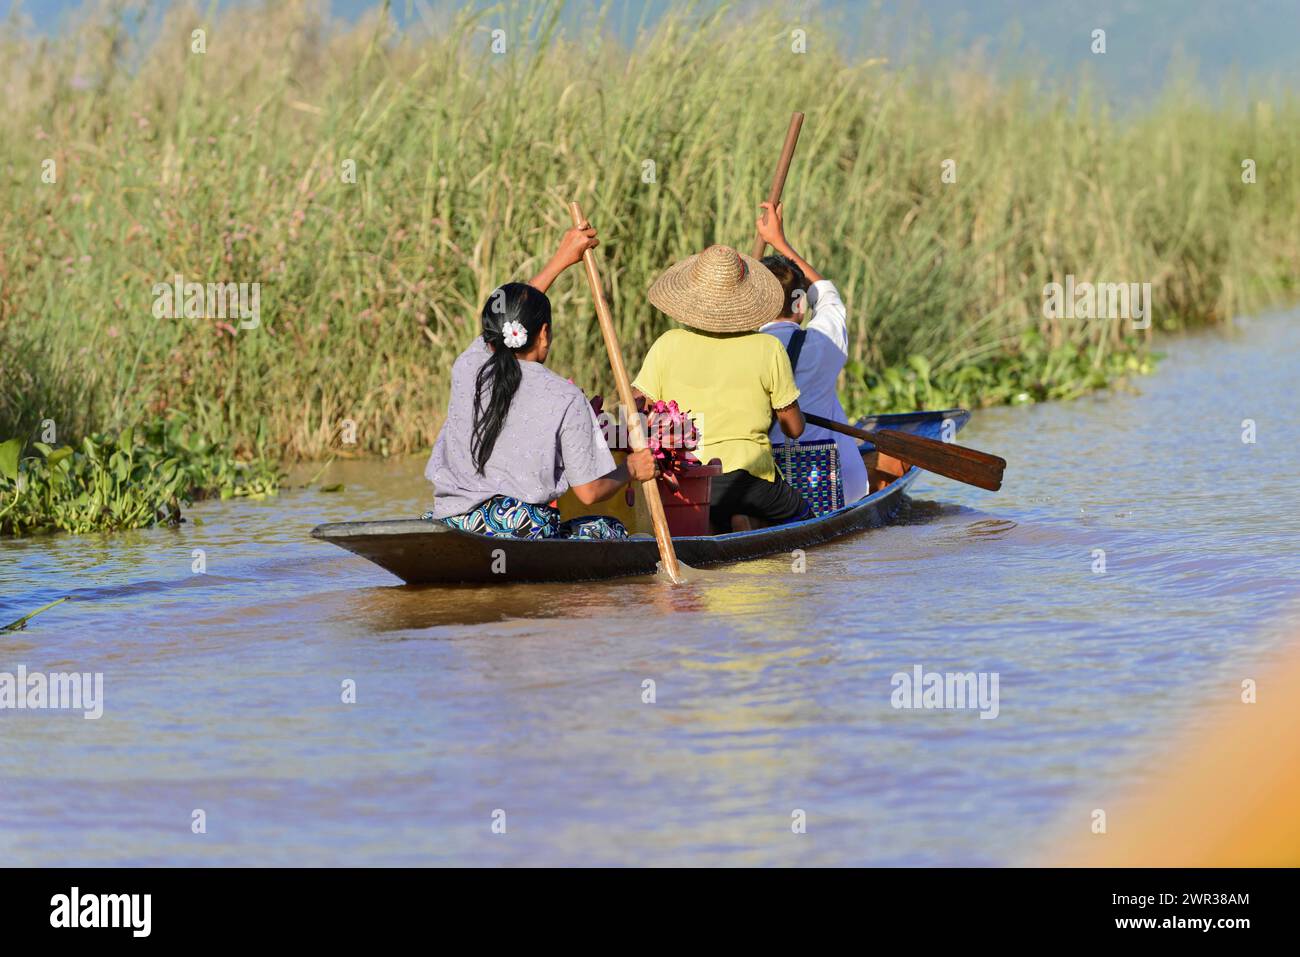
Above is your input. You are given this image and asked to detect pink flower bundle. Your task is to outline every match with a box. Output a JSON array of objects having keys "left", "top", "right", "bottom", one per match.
[
  {"left": 588, "top": 395, "right": 701, "bottom": 483},
  {"left": 646, "top": 399, "right": 701, "bottom": 496},
  {"left": 644, "top": 399, "right": 700, "bottom": 479}
]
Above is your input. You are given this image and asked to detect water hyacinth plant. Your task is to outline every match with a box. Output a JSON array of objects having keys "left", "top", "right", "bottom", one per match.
[{"left": 0, "top": 419, "right": 280, "bottom": 536}]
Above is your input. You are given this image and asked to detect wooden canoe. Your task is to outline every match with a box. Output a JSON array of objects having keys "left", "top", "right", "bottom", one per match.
[{"left": 311, "top": 409, "right": 969, "bottom": 584}]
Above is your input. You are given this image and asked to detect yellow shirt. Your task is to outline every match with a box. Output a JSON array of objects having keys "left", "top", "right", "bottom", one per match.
[{"left": 632, "top": 328, "right": 800, "bottom": 482}]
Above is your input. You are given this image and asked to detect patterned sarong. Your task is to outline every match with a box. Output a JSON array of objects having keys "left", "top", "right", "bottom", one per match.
[{"left": 423, "top": 495, "right": 628, "bottom": 541}]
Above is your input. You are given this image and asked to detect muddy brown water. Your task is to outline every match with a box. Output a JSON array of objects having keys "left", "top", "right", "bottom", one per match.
[{"left": 1, "top": 313, "right": 1297, "bottom": 865}]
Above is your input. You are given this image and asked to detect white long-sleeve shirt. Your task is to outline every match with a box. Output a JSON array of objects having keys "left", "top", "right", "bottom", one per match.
[{"left": 761, "top": 280, "right": 869, "bottom": 505}]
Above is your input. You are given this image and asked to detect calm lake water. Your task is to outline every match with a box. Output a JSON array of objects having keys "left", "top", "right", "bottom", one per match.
[{"left": 2, "top": 314, "right": 1297, "bottom": 866}]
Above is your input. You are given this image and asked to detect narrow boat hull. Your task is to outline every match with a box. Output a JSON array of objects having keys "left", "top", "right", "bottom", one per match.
[{"left": 311, "top": 410, "right": 967, "bottom": 584}]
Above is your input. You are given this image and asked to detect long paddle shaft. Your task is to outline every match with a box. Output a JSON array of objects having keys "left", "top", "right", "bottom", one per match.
[
  {"left": 568, "top": 202, "right": 684, "bottom": 583},
  {"left": 750, "top": 111, "right": 805, "bottom": 258},
  {"left": 804, "top": 412, "right": 1007, "bottom": 492}
]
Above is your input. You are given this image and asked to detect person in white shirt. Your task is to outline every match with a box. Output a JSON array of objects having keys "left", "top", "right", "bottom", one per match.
[{"left": 754, "top": 200, "right": 869, "bottom": 504}]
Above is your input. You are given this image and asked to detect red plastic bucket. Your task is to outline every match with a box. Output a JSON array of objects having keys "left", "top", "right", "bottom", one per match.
[{"left": 656, "top": 459, "right": 722, "bottom": 536}]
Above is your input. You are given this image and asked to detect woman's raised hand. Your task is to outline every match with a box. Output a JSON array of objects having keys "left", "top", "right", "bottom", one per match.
[
  {"left": 555, "top": 223, "right": 599, "bottom": 268},
  {"left": 529, "top": 224, "right": 599, "bottom": 293}
]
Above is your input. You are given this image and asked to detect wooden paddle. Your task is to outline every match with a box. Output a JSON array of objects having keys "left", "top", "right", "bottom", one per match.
[
  {"left": 803, "top": 411, "right": 1006, "bottom": 492},
  {"left": 750, "top": 111, "right": 805, "bottom": 258},
  {"left": 568, "top": 201, "right": 684, "bottom": 583},
  {"left": 748, "top": 113, "right": 1004, "bottom": 493}
]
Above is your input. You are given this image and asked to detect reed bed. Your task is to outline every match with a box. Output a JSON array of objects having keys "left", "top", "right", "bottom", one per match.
[{"left": 2, "top": 0, "right": 1297, "bottom": 472}]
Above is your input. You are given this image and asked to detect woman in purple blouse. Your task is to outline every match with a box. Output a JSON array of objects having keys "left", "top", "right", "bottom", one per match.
[{"left": 424, "top": 224, "right": 656, "bottom": 540}]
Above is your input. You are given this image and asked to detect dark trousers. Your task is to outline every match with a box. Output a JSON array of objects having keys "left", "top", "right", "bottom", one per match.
[{"left": 709, "top": 469, "right": 812, "bottom": 531}]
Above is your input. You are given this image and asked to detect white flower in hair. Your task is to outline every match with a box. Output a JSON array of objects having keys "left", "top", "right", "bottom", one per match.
[{"left": 500, "top": 320, "right": 528, "bottom": 349}]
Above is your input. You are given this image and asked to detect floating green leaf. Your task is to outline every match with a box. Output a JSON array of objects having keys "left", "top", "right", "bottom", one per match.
[{"left": 0, "top": 439, "right": 20, "bottom": 482}]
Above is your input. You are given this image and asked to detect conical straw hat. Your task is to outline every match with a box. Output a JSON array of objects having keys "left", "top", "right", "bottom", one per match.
[{"left": 647, "top": 244, "right": 784, "bottom": 333}]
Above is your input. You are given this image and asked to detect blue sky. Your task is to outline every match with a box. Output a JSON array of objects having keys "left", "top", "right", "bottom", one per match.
[{"left": 14, "top": 0, "right": 1300, "bottom": 104}]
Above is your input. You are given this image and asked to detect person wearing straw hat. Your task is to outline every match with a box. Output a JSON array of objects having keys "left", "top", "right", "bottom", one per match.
[{"left": 632, "top": 244, "right": 813, "bottom": 532}]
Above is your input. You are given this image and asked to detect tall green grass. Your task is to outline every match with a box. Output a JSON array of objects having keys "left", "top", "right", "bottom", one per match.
[{"left": 2, "top": 0, "right": 1297, "bottom": 466}]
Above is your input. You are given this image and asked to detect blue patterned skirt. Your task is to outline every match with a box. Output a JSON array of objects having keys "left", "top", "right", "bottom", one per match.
[{"left": 423, "top": 495, "right": 629, "bottom": 541}]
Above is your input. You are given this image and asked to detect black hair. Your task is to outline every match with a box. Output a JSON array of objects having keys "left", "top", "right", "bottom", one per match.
[
  {"left": 761, "top": 253, "right": 808, "bottom": 317},
  {"left": 471, "top": 282, "right": 552, "bottom": 474}
]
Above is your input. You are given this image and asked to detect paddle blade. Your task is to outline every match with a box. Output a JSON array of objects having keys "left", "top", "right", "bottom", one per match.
[
  {"left": 655, "top": 559, "right": 694, "bottom": 585},
  {"left": 868, "top": 428, "right": 1006, "bottom": 491}
]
